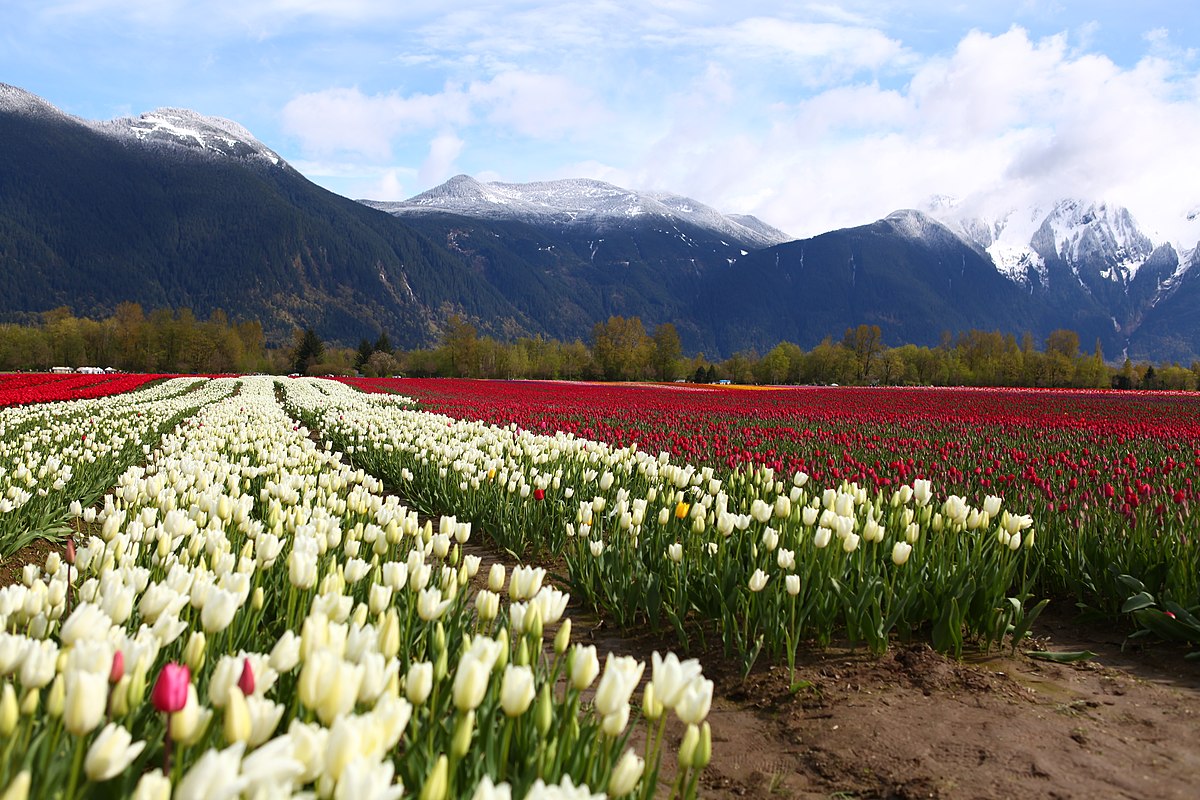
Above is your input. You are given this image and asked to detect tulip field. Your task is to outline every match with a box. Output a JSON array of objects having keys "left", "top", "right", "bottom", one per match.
[
  {"left": 1, "top": 374, "right": 1198, "bottom": 800},
  {"left": 0, "top": 375, "right": 712, "bottom": 800},
  {"left": 336, "top": 378, "right": 1200, "bottom": 656}
]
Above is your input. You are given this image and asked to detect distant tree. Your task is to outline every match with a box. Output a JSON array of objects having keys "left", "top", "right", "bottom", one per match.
[
  {"left": 843, "top": 324, "right": 883, "bottom": 381},
  {"left": 374, "top": 331, "right": 393, "bottom": 355},
  {"left": 292, "top": 328, "right": 324, "bottom": 375},
  {"left": 364, "top": 350, "right": 400, "bottom": 378},
  {"left": 354, "top": 339, "right": 374, "bottom": 372},
  {"left": 651, "top": 323, "right": 683, "bottom": 381},
  {"left": 590, "top": 316, "right": 652, "bottom": 381},
  {"left": 1046, "top": 329, "right": 1080, "bottom": 360},
  {"left": 444, "top": 315, "right": 479, "bottom": 377}
]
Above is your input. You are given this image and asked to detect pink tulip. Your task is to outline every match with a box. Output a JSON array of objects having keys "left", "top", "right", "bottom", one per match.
[
  {"left": 109, "top": 651, "right": 125, "bottom": 684},
  {"left": 150, "top": 663, "right": 190, "bottom": 713},
  {"left": 238, "top": 658, "right": 255, "bottom": 696}
]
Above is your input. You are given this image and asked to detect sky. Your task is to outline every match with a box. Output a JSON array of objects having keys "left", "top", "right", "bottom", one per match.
[{"left": 3, "top": 1, "right": 1200, "bottom": 245}]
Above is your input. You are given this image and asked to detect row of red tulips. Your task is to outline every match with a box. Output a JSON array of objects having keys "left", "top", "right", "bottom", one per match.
[
  {"left": 340, "top": 378, "right": 1200, "bottom": 625},
  {"left": 0, "top": 373, "right": 167, "bottom": 407}
]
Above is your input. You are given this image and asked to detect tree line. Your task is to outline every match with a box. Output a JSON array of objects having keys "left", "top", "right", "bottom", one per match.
[
  {"left": 2, "top": 307, "right": 1197, "bottom": 390},
  {"left": 326, "top": 316, "right": 1200, "bottom": 391}
]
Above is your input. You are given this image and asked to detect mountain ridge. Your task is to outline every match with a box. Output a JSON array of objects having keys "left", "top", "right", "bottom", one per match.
[{"left": 362, "top": 174, "right": 790, "bottom": 250}]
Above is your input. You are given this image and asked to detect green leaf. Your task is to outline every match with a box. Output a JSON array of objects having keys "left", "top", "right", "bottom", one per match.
[
  {"left": 1115, "top": 572, "right": 1146, "bottom": 593},
  {"left": 1121, "top": 592, "right": 1158, "bottom": 613},
  {"left": 1132, "top": 608, "right": 1200, "bottom": 644},
  {"left": 1025, "top": 650, "right": 1097, "bottom": 663},
  {"left": 1009, "top": 598, "right": 1050, "bottom": 650}
]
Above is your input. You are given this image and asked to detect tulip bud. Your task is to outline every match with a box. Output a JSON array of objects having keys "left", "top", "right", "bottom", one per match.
[
  {"left": 46, "top": 675, "right": 65, "bottom": 717},
  {"left": 642, "top": 682, "right": 662, "bottom": 722},
  {"left": 608, "top": 749, "right": 645, "bottom": 797},
  {"left": 379, "top": 609, "right": 401, "bottom": 660},
  {"left": 183, "top": 631, "right": 206, "bottom": 672},
  {"left": 238, "top": 658, "right": 255, "bottom": 696},
  {"left": 451, "top": 710, "right": 475, "bottom": 758},
  {"left": 131, "top": 770, "right": 171, "bottom": 800},
  {"left": 554, "top": 618, "right": 572, "bottom": 655},
  {"left": 0, "top": 771, "right": 30, "bottom": 800},
  {"left": 678, "top": 723, "right": 700, "bottom": 768},
  {"left": 695, "top": 721, "right": 712, "bottom": 768},
  {"left": 0, "top": 683, "right": 17, "bottom": 736},
  {"left": 19, "top": 688, "right": 38, "bottom": 717},
  {"left": 534, "top": 683, "right": 553, "bottom": 737},
  {"left": 419, "top": 755, "right": 448, "bottom": 800},
  {"left": 516, "top": 638, "right": 530, "bottom": 667},
  {"left": 406, "top": 662, "right": 433, "bottom": 705},
  {"left": 434, "top": 648, "right": 449, "bottom": 683}
]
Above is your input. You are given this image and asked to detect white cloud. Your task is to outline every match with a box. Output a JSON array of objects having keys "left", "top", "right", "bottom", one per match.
[
  {"left": 633, "top": 26, "right": 1200, "bottom": 246},
  {"left": 418, "top": 132, "right": 465, "bottom": 186},
  {"left": 718, "top": 17, "right": 909, "bottom": 78},
  {"left": 280, "top": 86, "right": 472, "bottom": 159},
  {"left": 468, "top": 72, "right": 608, "bottom": 139}
]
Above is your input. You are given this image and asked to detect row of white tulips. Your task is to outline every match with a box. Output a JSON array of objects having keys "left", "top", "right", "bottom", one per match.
[
  {"left": 0, "top": 378, "right": 234, "bottom": 555},
  {"left": 281, "top": 378, "right": 1040, "bottom": 672},
  {"left": 1, "top": 377, "right": 711, "bottom": 799}
]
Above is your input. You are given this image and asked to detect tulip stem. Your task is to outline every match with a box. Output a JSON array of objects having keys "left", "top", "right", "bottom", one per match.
[
  {"left": 498, "top": 719, "right": 513, "bottom": 781},
  {"left": 162, "top": 725, "right": 173, "bottom": 776},
  {"left": 65, "top": 737, "right": 84, "bottom": 800}
]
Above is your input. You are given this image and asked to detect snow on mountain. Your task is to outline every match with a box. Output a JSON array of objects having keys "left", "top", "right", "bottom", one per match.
[
  {"left": 1, "top": 84, "right": 284, "bottom": 167},
  {"left": 1038, "top": 200, "right": 1154, "bottom": 283},
  {"left": 0, "top": 83, "right": 74, "bottom": 119},
  {"left": 924, "top": 199, "right": 1049, "bottom": 286},
  {"left": 90, "top": 108, "right": 284, "bottom": 166},
  {"left": 363, "top": 175, "right": 791, "bottom": 249},
  {"left": 926, "top": 197, "right": 1165, "bottom": 289}
]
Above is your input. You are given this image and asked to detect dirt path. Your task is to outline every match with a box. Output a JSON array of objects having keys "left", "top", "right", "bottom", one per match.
[{"left": 679, "top": 609, "right": 1200, "bottom": 800}]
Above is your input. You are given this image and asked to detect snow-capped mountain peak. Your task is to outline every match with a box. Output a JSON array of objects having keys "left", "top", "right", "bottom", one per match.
[
  {"left": 926, "top": 197, "right": 1162, "bottom": 289},
  {"left": 1034, "top": 199, "right": 1155, "bottom": 283},
  {"left": 0, "top": 83, "right": 77, "bottom": 121},
  {"left": 90, "top": 107, "right": 284, "bottom": 165},
  {"left": 1, "top": 86, "right": 284, "bottom": 167},
  {"left": 362, "top": 175, "right": 790, "bottom": 248}
]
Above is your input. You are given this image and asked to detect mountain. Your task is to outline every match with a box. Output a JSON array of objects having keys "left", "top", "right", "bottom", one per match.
[
  {"left": 695, "top": 209, "right": 1059, "bottom": 356},
  {"left": 0, "top": 83, "right": 537, "bottom": 346},
  {"left": 927, "top": 198, "right": 1200, "bottom": 361},
  {"left": 3, "top": 83, "right": 1199, "bottom": 362},
  {"left": 362, "top": 174, "right": 789, "bottom": 249},
  {"left": 361, "top": 175, "right": 791, "bottom": 350}
]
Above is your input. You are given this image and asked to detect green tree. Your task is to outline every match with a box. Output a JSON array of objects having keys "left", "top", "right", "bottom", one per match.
[
  {"left": 651, "top": 323, "right": 683, "bottom": 381},
  {"left": 292, "top": 328, "right": 325, "bottom": 375},
  {"left": 444, "top": 315, "right": 479, "bottom": 377},
  {"left": 590, "top": 316, "right": 652, "bottom": 381},
  {"left": 354, "top": 339, "right": 374, "bottom": 373},
  {"left": 843, "top": 324, "right": 883, "bottom": 381}
]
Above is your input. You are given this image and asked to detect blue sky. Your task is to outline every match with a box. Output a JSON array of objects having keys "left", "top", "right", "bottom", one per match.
[{"left": 3, "top": 1, "right": 1200, "bottom": 243}]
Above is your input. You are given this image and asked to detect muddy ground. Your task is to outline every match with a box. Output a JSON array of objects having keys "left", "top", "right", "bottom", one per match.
[{"left": 4, "top": 533, "right": 1197, "bottom": 800}]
